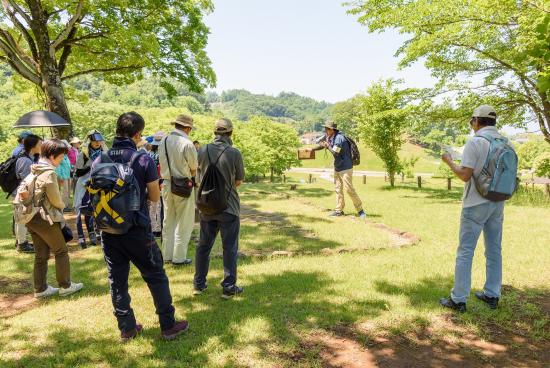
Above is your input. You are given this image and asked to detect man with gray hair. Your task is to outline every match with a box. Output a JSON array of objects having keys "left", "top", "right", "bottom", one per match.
[
  {"left": 159, "top": 114, "right": 198, "bottom": 266},
  {"left": 194, "top": 118, "right": 245, "bottom": 299}
]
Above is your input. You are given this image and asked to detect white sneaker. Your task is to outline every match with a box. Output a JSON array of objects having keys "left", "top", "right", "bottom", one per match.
[
  {"left": 34, "top": 285, "right": 59, "bottom": 298},
  {"left": 59, "top": 282, "right": 84, "bottom": 297}
]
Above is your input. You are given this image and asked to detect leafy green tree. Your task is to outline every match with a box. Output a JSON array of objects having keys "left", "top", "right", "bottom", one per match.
[
  {"left": 516, "top": 137, "right": 550, "bottom": 170},
  {"left": 534, "top": 152, "right": 550, "bottom": 178},
  {"left": 0, "top": 0, "right": 215, "bottom": 137},
  {"left": 348, "top": 0, "right": 550, "bottom": 143},
  {"left": 355, "top": 80, "right": 412, "bottom": 186}
]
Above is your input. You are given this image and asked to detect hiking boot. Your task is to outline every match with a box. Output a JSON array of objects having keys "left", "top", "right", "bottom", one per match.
[
  {"left": 475, "top": 291, "right": 499, "bottom": 309},
  {"left": 439, "top": 297, "right": 466, "bottom": 312},
  {"left": 173, "top": 259, "right": 193, "bottom": 266},
  {"left": 121, "top": 324, "right": 143, "bottom": 343},
  {"left": 16, "top": 241, "right": 34, "bottom": 253},
  {"left": 193, "top": 285, "right": 207, "bottom": 296},
  {"left": 34, "top": 285, "right": 59, "bottom": 298},
  {"left": 59, "top": 282, "right": 84, "bottom": 297},
  {"left": 161, "top": 320, "right": 189, "bottom": 341},
  {"left": 89, "top": 233, "right": 97, "bottom": 246},
  {"left": 358, "top": 210, "right": 366, "bottom": 219},
  {"left": 329, "top": 210, "right": 345, "bottom": 217},
  {"left": 222, "top": 285, "right": 244, "bottom": 299}
]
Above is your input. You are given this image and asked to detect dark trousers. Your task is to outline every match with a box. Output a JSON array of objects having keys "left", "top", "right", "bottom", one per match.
[
  {"left": 194, "top": 212, "right": 240, "bottom": 290},
  {"left": 102, "top": 226, "right": 176, "bottom": 333},
  {"left": 76, "top": 208, "right": 94, "bottom": 240}
]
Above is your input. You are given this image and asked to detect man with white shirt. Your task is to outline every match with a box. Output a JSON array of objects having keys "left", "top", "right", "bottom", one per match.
[
  {"left": 439, "top": 105, "right": 514, "bottom": 312},
  {"left": 159, "top": 114, "right": 198, "bottom": 266}
]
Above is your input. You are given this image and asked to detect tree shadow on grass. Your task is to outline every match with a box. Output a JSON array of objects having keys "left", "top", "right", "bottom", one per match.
[
  {"left": 0, "top": 271, "right": 389, "bottom": 367},
  {"left": 380, "top": 184, "right": 463, "bottom": 203}
]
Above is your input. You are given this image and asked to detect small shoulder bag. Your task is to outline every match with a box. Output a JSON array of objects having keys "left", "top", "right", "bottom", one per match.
[{"left": 164, "top": 135, "right": 194, "bottom": 198}]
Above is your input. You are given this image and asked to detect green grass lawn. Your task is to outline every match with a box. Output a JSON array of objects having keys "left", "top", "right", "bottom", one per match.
[
  {"left": 0, "top": 175, "right": 548, "bottom": 367},
  {"left": 299, "top": 141, "right": 440, "bottom": 173}
]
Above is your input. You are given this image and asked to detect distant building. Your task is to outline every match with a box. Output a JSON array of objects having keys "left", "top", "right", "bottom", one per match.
[{"left": 301, "top": 132, "right": 324, "bottom": 145}]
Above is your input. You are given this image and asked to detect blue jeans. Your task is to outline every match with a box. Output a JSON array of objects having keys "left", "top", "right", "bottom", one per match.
[
  {"left": 194, "top": 213, "right": 240, "bottom": 290},
  {"left": 451, "top": 201, "right": 505, "bottom": 303}
]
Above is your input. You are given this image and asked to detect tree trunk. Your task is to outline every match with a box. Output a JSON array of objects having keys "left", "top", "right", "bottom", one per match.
[
  {"left": 44, "top": 80, "right": 73, "bottom": 139},
  {"left": 389, "top": 172, "right": 395, "bottom": 187}
]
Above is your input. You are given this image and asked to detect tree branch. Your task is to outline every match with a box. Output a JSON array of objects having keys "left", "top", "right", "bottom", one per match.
[
  {"left": 50, "top": 0, "right": 84, "bottom": 53},
  {"left": 55, "top": 31, "right": 107, "bottom": 50},
  {"left": 5, "top": 0, "right": 31, "bottom": 24},
  {"left": 1, "top": 0, "right": 39, "bottom": 61},
  {"left": 61, "top": 64, "right": 144, "bottom": 80},
  {"left": 0, "top": 27, "right": 38, "bottom": 71},
  {"left": 0, "top": 39, "right": 40, "bottom": 84}
]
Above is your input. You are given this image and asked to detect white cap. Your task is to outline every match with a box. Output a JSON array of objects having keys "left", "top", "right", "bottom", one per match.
[{"left": 472, "top": 105, "right": 497, "bottom": 119}]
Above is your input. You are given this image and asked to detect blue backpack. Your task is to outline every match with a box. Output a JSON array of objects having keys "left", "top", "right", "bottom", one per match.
[{"left": 473, "top": 133, "right": 518, "bottom": 201}]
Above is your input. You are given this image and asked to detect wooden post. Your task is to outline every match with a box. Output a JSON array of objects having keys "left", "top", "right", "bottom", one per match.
[
  {"left": 447, "top": 178, "right": 452, "bottom": 190},
  {"left": 417, "top": 176, "right": 422, "bottom": 188},
  {"left": 384, "top": 174, "right": 387, "bottom": 182},
  {"left": 546, "top": 184, "right": 550, "bottom": 198},
  {"left": 363, "top": 175, "right": 366, "bottom": 184},
  {"left": 283, "top": 175, "right": 286, "bottom": 183},
  {"left": 309, "top": 174, "right": 312, "bottom": 183}
]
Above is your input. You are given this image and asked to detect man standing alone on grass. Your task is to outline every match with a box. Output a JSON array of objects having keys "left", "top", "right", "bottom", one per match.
[
  {"left": 439, "top": 105, "right": 516, "bottom": 312},
  {"left": 159, "top": 114, "right": 198, "bottom": 266},
  {"left": 95, "top": 112, "right": 188, "bottom": 341},
  {"left": 314, "top": 121, "right": 366, "bottom": 219},
  {"left": 194, "top": 118, "right": 245, "bottom": 299}
]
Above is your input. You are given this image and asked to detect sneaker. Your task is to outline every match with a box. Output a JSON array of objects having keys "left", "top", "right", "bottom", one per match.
[
  {"left": 78, "top": 238, "right": 87, "bottom": 249},
  {"left": 358, "top": 210, "right": 366, "bottom": 219},
  {"left": 34, "top": 285, "right": 59, "bottom": 298},
  {"left": 172, "top": 259, "right": 193, "bottom": 266},
  {"left": 475, "top": 291, "right": 499, "bottom": 309},
  {"left": 439, "top": 297, "right": 466, "bottom": 312},
  {"left": 89, "top": 233, "right": 97, "bottom": 246},
  {"left": 222, "top": 285, "right": 244, "bottom": 299},
  {"left": 161, "top": 320, "right": 189, "bottom": 341},
  {"left": 121, "top": 324, "right": 143, "bottom": 342},
  {"left": 59, "top": 282, "right": 84, "bottom": 297},
  {"left": 193, "top": 285, "right": 207, "bottom": 296},
  {"left": 16, "top": 241, "right": 34, "bottom": 253},
  {"left": 328, "top": 210, "right": 345, "bottom": 217}
]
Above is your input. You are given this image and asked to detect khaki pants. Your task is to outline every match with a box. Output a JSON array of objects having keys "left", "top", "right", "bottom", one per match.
[
  {"left": 161, "top": 185, "right": 195, "bottom": 262},
  {"left": 334, "top": 169, "right": 363, "bottom": 212},
  {"left": 148, "top": 200, "right": 162, "bottom": 233},
  {"left": 26, "top": 214, "right": 71, "bottom": 293}
]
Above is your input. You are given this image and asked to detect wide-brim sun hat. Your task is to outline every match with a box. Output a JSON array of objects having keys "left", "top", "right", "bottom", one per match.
[
  {"left": 69, "top": 137, "right": 81, "bottom": 144},
  {"left": 214, "top": 118, "right": 233, "bottom": 134},
  {"left": 324, "top": 121, "right": 337, "bottom": 130},
  {"left": 171, "top": 114, "right": 194, "bottom": 129}
]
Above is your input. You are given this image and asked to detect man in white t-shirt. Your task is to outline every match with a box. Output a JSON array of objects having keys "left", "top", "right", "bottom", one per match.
[{"left": 439, "top": 105, "right": 512, "bottom": 312}]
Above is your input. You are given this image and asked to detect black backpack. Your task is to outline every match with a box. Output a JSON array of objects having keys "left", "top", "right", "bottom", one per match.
[
  {"left": 196, "top": 145, "right": 231, "bottom": 216},
  {"left": 344, "top": 135, "right": 360, "bottom": 166},
  {"left": 86, "top": 152, "right": 142, "bottom": 234},
  {"left": 0, "top": 152, "right": 25, "bottom": 198}
]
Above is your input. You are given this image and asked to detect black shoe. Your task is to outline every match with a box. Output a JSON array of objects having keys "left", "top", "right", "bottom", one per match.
[
  {"left": 328, "top": 210, "right": 345, "bottom": 217},
  {"left": 121, "top": 324, "right": 143, "bottom": 343},
  {"left": 475, "top": 292, "right": 499, "bottom": 309},
  {"left": 222, "top": 285, "right": 244, "bottom": 299},
  {"left": 439, "top": 297, "right": 466, "bottom": 312},
  {"left": 153, "top": 231, "right": 162, "bottom": 238},
  {"left": 172, "top": 259, "right": 193, "bottom": 266},
  {"left": 161, "top": 320, "right": 189, "bottom": 341},
  {"left": 16, "top": 241, "right": 34, "bottom": 253},
  {"left": 193, "top": 285, "right": 207, "bottom": 296}
]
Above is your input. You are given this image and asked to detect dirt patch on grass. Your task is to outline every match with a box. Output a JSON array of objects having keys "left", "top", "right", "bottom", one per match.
[
  {"left": 297, "top": 314, "right": 549, "bottom": 368},
  {"left": 0, "top": 276, "right": 36, "bottom": 318}
]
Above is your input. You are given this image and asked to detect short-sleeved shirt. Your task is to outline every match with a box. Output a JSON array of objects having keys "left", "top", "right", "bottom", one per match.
[
  {"left": 198, "top": 136, "right": 245, "bottom": 217},
  {"left": 93, "top": 137, "right": 159, "bottom": 225},
  {"left": 158, "top": 129, "right": 198, "bottom": 181},
  {"left": 460, "top": 126, "right": 504, "bottom": 208},
  {"left": 328, "top": 132, "right": 353, "bottom": 172}
]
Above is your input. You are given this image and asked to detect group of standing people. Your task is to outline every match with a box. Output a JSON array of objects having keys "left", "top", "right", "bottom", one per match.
[{"left": 11, "top": 112, "right": 245, "bottom": 341}]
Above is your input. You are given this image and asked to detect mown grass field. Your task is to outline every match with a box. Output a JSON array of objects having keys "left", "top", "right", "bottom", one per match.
[
  {"left": 299, "top": 141, "right": 440, "bottom": 173},
  {"left": 0, "top": 174, "right": 548, "bottom": 367}
]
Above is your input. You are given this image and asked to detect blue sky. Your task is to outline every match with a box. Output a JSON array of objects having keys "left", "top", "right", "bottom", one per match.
[{"left": 204, "top": 0, "right": 435, "bottom": 103}]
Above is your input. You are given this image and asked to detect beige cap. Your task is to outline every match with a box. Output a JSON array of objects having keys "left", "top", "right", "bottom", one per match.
[
  {"left": 324, "top": 120, "right": 337, "bottom": 130},
  {"left": 69, "top": 137, "right": 81, "bottom": 144},
  {"left": 171, "top": 114, "right": 194, "bottom": 129},
  {"left": 472, "top": 105, "right": 497, "bottom": 119},
  {"left": 214, "top": 118, "right": 233, "bottom": 133}
]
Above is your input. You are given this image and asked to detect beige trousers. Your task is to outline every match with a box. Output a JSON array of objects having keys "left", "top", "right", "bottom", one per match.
[
  {"left": 334, "top": 169, "right": 363, "bottom": 212},
  {"left": 161, "top": 185, "right": 195, "bottom": 262}
]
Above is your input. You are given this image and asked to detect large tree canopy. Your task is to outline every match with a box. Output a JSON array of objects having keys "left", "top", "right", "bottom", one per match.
[
  {"left": 348, "top": 0, "right": 550, "bottom": 143},
  {"left": 0, "top": 0, "right": 215, "bottom": 136}
]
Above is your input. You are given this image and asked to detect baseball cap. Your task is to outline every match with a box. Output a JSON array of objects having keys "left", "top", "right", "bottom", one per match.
[
  {"left": 18, "top": 130, "right": 33, "bottom": 140},
  {"left": 472, "top": 105, "right": 497, "bottom": 119},
  {"left": 214, "top": 118, "right": 233, "bottom": 134}
]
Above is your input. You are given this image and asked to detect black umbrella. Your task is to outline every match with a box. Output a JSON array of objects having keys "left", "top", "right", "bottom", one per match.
[{"left": 13, "top": 110, "right": 70, "bottom": 128}]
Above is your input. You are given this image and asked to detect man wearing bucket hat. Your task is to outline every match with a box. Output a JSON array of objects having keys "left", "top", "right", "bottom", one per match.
[
  {"left": 315, "top": 121, "right": 366, "bottom": 219},
  {"left": 159, "top": 114, "right": 198, "bottom": 266},
  {"left": 194, "top": 118, "right": 245, "bottom": 299},
  {"left": 439, "top": 105, "right": 516, "bottom": 312}
]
